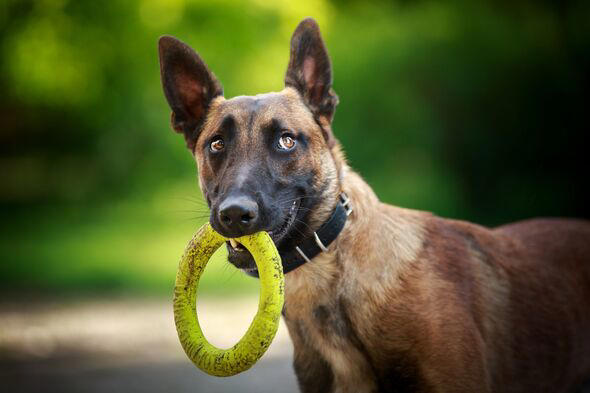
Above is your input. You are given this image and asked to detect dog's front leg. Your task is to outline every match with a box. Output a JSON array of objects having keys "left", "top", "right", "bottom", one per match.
[
  {"left": 292, "top": 341, "right": 334, "bottom": 393},
  {"left": 289, "top": 319, "right": 379, "bottom": 393}
]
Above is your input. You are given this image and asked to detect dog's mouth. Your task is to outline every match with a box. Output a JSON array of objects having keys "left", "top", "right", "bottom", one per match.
[{"left": 226, "top": 199, "right": 301, "bottom": 270}]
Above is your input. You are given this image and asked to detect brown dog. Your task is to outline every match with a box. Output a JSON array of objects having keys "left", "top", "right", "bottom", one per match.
[{"left": 158, "top": 18, "right": 590, "bottom": 393}]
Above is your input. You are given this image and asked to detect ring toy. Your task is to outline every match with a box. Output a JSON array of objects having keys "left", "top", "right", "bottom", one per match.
[{"left": 173, "top": 223, "right": 284, "bottom": 377}]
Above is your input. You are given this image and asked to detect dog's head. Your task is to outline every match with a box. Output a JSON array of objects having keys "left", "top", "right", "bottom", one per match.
[{"left": 159, "top": 18, "right": 342, "bottom": 270}]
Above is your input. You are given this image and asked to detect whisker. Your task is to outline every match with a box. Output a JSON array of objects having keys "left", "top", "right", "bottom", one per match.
[
  {"left": 170, "top": 196, "right": 209, "bottom": 206},
  {"left": 292, "top": 217, "right": 314, "bottom": 233}
]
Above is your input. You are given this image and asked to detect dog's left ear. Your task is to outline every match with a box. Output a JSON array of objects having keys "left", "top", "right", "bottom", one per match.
[{"left": 285, "top": 18, "right": 339, "bottom": 145}]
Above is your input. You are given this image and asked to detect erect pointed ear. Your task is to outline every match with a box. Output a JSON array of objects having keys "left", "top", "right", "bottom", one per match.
[
  {"left": 285, "top": 18, "right": 339, "bottom": 128},
  {"left": 158, "top": 35, "right": 223, "bottom": 150}
]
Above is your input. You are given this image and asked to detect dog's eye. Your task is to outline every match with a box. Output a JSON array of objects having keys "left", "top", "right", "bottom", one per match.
[
  {"left": 278, "top": 134, "right": 296, "bottom": 151},
  {"left": 210, "top": 137, "right": 225, "bottom": 152}
]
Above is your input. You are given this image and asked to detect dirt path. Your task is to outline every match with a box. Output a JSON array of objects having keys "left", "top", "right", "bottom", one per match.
[{"left": 0, "top": 296, "right": 298, "bottom": 393}]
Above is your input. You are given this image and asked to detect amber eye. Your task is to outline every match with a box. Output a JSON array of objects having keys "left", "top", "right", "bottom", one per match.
[
  {"left": 210, "top": 137, "right": 225, "bottom": 152},
  {"left": 278, "top": 134, "right": 296, "bottom": 150}
]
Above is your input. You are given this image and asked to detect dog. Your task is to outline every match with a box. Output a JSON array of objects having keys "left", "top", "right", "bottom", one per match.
[{"left": 158, "top": 17, "right": 590, "bottom": 393}]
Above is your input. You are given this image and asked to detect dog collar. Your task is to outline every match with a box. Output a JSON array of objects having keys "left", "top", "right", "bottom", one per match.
[{"left": 245, "top": 192, "right": 352, "bottom": 278}]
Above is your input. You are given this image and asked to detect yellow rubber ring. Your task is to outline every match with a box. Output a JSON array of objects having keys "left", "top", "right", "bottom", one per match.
[{"left": 173, "top": 223, "right": 285, "bottom": 377}]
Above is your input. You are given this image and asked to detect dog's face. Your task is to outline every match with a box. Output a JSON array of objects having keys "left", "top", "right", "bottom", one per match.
[{"left": 159, "top": 19, "right": 341, "bottom": 270}]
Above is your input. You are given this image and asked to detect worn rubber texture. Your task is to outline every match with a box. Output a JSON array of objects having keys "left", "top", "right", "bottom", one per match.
[{"left": 173, "top": 223, "right": 285, "bottom": 377}]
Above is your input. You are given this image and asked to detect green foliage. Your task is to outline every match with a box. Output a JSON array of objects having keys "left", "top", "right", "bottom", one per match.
[
  {"left": 0, "top": 180, "right": 258, "bottom": 295},
  {"left": 1, "top": 0, "right": 588, "bottom": 293}
]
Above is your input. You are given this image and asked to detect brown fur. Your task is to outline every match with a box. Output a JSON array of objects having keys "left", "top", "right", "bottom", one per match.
[
  {"left": 158, "top": 19, "right": 590, "bottom": 393},
  {"left": 283, "top": 157, "right": 590, "bottom": 393}
]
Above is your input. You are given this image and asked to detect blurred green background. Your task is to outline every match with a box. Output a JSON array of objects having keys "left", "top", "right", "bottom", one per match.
[{"left": 1, "top": 0, "right": 588, "bottom": 295}]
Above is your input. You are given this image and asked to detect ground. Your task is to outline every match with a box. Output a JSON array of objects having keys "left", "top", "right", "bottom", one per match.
[{"left": 0, "top": 296, "right": 298, "bottom": 393}]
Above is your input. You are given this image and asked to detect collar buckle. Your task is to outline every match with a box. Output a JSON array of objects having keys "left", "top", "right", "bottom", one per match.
[{"left": 340, "top": 192, "right": 353, "bottom": 216}]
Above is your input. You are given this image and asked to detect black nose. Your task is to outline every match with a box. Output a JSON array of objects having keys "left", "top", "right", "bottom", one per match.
[{"left": 217, "top": 195, "right": 259, "bottom": 236}]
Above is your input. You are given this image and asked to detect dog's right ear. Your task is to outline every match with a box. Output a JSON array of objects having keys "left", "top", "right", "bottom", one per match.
[{"left": 158, "top": 36, "right": 223, "bottom": 150}]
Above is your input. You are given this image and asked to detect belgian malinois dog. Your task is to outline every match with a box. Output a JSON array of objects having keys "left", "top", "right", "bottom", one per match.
[{"left": 158, "top": 18, "right": 590, "bottom": 393}]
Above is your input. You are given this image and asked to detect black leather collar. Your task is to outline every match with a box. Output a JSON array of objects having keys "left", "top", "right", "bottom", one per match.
[{"left": 245, "top": 192, "right": 352, "bottom": 278}]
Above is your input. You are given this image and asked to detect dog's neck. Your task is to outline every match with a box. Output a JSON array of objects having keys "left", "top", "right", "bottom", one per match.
[
  {"left": 284, "top": 159, "right": 427, "bottom": 303},
  {"left": 284, "top": 163, "right": 381, "bottom": 297}
]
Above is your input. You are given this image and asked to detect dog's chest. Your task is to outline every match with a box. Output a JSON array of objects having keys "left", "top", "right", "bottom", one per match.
[
  {"left": 282, "top": 248, "right": 429, "bottom": 393},
  {"left": 283, "top": 254, "right": 379, "bottom": 392}
]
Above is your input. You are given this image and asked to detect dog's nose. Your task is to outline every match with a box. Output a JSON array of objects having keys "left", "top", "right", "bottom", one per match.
[{"left": 218, "top": 195, "right": 259, "bottom": 236}]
